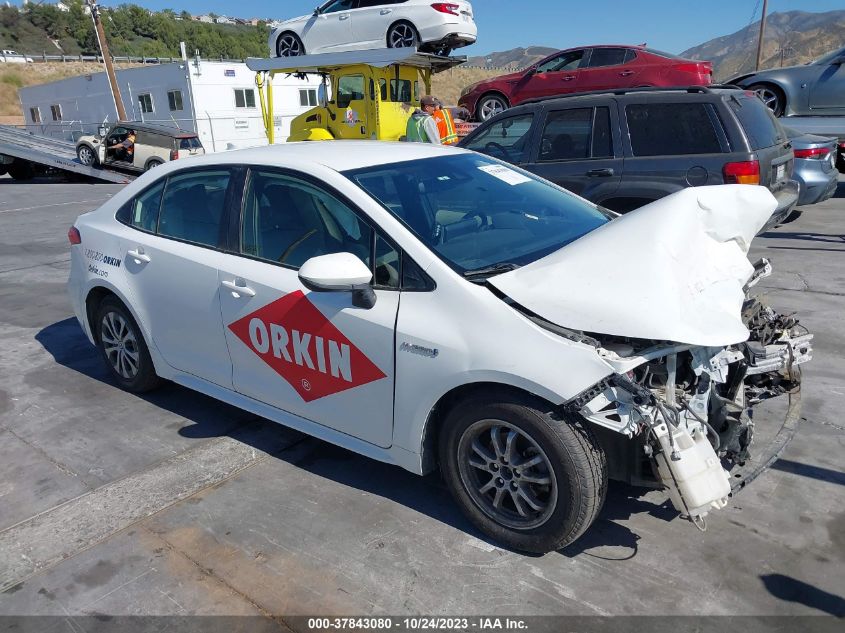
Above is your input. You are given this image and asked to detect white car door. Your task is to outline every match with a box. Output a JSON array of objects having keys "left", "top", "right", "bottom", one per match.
[
  {"left": 117, "top": 168, "right": 236, "bottom": 388},
  {"left": 351, "top": 0, "right": 396, "bottom": 48},
  {"left": 307, "top": 0, "right": 355, "bottom": 52},
  {"left": 217, "top": 168, "right": 399, "bottom": 448}
]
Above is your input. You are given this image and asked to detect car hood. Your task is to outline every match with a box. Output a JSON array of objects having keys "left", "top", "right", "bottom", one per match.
[
  {"left": 279, "top": 14, "right": 310, "bottom": 26},
  {"left": 488, "top": 185, "right": 777, "bottom": 347}
]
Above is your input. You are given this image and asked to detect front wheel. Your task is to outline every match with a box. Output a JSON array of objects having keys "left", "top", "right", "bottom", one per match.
[
  {"left": 476, "top": 94, "right": 509, "bottom": 121},
  {"left": 439, "top": 395, "right": 607, "bottom": 553},
  {"left": 749, "top": 83, "right": 785, "bottom": 117},
  {"left": 95, "top": 296, "right": 161, "bottom": 393},
  {"left": 387, "top": 22, "right": 420, "bottom": 49},
  {"left": 77, "top": 145, "right": 99, "bottom": 167},
  {"left": 276, "top": 32, "right": 305, "bottom": 57}
]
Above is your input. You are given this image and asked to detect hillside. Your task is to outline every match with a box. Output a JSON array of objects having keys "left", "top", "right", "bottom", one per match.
[
  {"left": 466, "top": 46, "right": 557, "bottom": 69},
  {"left": 681, "top": 10, "right": 845, "bottom": 80},
  {"left": 0, "top": 1, "right": 269, "bottom": 59}
]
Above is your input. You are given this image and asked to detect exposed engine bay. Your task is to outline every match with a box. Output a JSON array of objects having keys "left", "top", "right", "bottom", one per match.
[{"left": 568, "top": 259, "right": 813, "bottom": 526}]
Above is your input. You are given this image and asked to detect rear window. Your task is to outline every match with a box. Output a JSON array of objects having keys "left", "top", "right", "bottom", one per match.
[
  {"left": 728, "top": 95, "right": 786, "bottom": 150},
  {"left": 626, "top": 102, "right": 723, "bottom": 156},
  {"left": 179, "top": 137, "right": 202, "bottom": 150}
]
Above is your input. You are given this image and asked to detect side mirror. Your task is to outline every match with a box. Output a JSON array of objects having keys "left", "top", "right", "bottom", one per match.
[
  {"left": 97, "top": 125, "right": 108, "bottom": 138},
  {"left": 298, "top": 252, "right": 377, "bottom": 309},
  {"left": 317, "top": 83, "right": 328, "bottom": 107},
  {"left": 313, "top": 6, "right": 321, "bottom": 15}
]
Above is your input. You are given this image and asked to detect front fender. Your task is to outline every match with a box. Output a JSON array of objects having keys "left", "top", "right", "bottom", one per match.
[{"left": 288, "top": 127, "right": 335, "bottom": 142}]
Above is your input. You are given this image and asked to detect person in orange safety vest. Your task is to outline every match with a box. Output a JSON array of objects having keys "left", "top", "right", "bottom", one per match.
[{"left": 432, "top": 99, "right": 459, "bottom": 145}]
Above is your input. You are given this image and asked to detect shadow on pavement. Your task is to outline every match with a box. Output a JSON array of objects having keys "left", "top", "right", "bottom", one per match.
[
  {"left": 758, "top": 231, "right": 845, "bottom": 243},
  {"left": 37, "top": 316, "right": 673, "bottom": 557},
  {"left": 760, "top": 573, "right": 845, "bottom": 616},
  {"left": 771, "top": 458, "right": 845, "bottom": 486}
]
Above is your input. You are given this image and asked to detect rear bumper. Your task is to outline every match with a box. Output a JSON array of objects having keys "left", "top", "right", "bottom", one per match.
[
  {"left": 418, "top": 22, "right": 477, "bottom": 48},
  {"left": 796, "top": 163, "right": 839, "bottom": 206},
  {"left": 762, "top": 179, "right": 800, "bottom": 231}
]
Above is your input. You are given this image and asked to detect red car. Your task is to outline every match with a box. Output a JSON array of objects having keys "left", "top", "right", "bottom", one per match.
[{"left": 458, "top": 45, "right": 713, "bottom": 121}]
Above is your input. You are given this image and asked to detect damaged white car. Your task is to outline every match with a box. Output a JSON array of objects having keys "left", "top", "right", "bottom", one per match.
[{"left": 67, "top": 143, "right": 812, "bottom": 553}]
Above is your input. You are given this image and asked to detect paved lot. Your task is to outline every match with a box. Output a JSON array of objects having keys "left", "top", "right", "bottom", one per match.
[{"left": 0, "top": 174, "right": 843, "bottom": 622}]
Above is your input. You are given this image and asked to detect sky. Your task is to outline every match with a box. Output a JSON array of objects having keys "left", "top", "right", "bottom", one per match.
[{"left": 13, "top": 0, "right": 842, "bottom": 57}]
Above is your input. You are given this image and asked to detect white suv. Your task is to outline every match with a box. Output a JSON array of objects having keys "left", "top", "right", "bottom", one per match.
[
  {"left": 269, "top": 0, "right": 476, "bottom": 58},
  {"left": 0, "top": 50, "right": 33, "bottom": 63}
]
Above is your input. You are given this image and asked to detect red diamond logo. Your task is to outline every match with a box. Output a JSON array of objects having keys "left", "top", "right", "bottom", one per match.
[{"left": 227, "top": 291, "right": 387, "bottom": 402}]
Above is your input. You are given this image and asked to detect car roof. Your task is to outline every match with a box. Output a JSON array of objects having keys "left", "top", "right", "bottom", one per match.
[
  {"left": 157, "top": 141, "right": 465, "bottom": 173},
  {"left": 511, "top": 86, "right": 745, "bottom": 111},
  {"left": 116, "top": 121, "right": 197, "bottom": 137}
]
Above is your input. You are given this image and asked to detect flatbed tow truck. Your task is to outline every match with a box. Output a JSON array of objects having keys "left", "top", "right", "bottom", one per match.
[
  {"left": 0, "top": 125, "right": 133, "bottom": 184},
  {"left": 246, "top": 48, "right": 467, "bottom": 144}
]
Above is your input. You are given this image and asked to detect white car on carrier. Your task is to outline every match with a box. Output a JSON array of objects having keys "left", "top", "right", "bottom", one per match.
[
  {"left": 67, "top": 142, "right": 812, "bottom": 553},
  {"left": 269, "top": 0, "right": 476, "bottom": 58}
]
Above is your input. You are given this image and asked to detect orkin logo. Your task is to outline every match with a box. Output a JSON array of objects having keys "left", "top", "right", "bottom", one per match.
[{"left": 227, "top": 291, "right": 386, "bottom": 402}]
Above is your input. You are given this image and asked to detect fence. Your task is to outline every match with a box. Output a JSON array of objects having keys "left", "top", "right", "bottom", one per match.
[{"left": 9, "top": 53, "right": 527, "bottom": 72}]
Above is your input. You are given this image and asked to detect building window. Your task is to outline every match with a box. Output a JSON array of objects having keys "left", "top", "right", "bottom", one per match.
[
  {"left": 167, "top": 90, "right": 184, "bottom": 112},
  {"left": 138, "top": 94, "right": 154, "bottom": 114},
  {"left": 299, "top": 89, "right": 317, "bottom": 107},
  {"left": 234, "top": 88, "right": 256, "bottom": 109},
  {"left": 50, "top": 104, "right": 62, "bottom": 121},
  {"left": 30, "top": 107, "right": 41, "bottom": 123}
]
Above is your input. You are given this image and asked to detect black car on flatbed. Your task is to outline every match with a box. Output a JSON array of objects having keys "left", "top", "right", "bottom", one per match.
[{"left": 459, "top": 86, "right": 799, "bottom": 231}]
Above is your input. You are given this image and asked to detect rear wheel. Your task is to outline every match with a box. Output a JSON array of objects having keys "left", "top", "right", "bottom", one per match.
[
  {"left": 476, "top": 93, "right": 509, "bottom": 121},
  {"left": 439, "top": 394, "right": 607, "bottom": 553},
  {"left": 145, "top": 158, "right": 164, "bottom": 171},
  {"left": 77, "top": 144, "right": 98, "bottom": 167},
  {"left": 387, "top": 21, "right": 420, "bottom": 49},
  {"left": 276, "top": 32, "right": 305, "bottom": 57},
  {"left": 749, "top": 83, "right": 785, "bottom": 117},
  {"left": 95, "top": 296, "right": 161, "bottom": 393}
]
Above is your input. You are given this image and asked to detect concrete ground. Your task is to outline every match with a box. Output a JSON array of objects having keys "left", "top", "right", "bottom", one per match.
[{"left": 0, "top": 173, "right": 843, "bottom": 622}]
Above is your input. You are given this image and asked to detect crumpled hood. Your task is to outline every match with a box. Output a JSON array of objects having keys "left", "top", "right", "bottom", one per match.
[{"left": 489, "top": 185, "right": 777, "bottom": 347}]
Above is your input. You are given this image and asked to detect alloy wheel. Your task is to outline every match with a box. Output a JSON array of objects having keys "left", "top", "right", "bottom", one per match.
[
  {"left": 78, "top": 146, "right": 95, "bottom": 166},
  {"left": 753, "top": 87, "right": 782, "bottom": 114},
  {"left": 100, "top": 311, "right": 140, "bottom": 380},
  {"left": 388, "top": 23, "right": 418, "bottom": 48},
  {"left": 457, "top": 419, "right": 558, "bottom": 530},
  {"left": 277, "top": 34, "right": 303, "bottom": 57},
  {"left": 479, "top": 97, "right": 506, "bottom": 121}
]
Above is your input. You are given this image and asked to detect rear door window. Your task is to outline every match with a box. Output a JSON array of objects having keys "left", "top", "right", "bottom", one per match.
[
  {"left": 157, "top": 170, "right": 231, "bottom": 248},
  {"left": 462, "top": 113, "right": 534, "bottom": 163},
  {"left": 626, "top": 102, "right": 723, "bottom": 156},
  {"left": 588, "top": 48, "right": 630, "bottom": 67},
  {"left": 539, "top": 107, "right": 612, "bottom": 161},
  {"left": 728, "top": 95, "right": 786, "bottom": 150}
]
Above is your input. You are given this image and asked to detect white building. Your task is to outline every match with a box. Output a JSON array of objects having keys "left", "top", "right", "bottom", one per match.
[{"left": 18, "top": 58, "right": 323, "bottom": 152}]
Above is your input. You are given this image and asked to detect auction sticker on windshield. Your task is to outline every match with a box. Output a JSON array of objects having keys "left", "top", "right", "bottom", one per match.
[{"left": 478, "top": 164, "right": 531, "bottom": 185}]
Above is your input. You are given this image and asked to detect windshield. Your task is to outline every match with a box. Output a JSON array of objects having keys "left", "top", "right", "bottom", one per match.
[
  {"left": 346, "top": 154, "right": 609, "bottom": 275},
  {"left": 812, "top": 47, "right": 845, "bottom": 65}
]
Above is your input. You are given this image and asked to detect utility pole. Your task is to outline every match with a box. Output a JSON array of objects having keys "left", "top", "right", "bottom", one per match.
[
  {"left": 755, "top": 0, "right": 768, "bottom": 71},
  {"left": 87, "top": 0, "right": 127, "bottom": 121}
]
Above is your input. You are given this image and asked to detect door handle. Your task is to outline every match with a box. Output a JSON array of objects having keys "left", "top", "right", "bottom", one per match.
[
  {"left": 586, "top": 168, "right": 614, "bottom": 177},
  {"left": 221, "top": 279, "right": 256, "bottom": 297},
  {"left": 619, "top": 70, "right": 634, "bottom": 76},
  {"left": 380, "top": 8, "right": 392, "bottom": 14},
  {"left": 562, "top": 75, "right": 576, "bottom": 81},
  {"left": 339, "top": 13, "right": 349, "bottom": 20},
  {"left": 127, "top": 247, "right": 151, "bottom": 263}
]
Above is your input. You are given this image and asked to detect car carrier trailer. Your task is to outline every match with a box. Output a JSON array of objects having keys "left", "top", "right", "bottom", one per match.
[{"left": 0, "top": 125, "right": 133, "bottom": 184}]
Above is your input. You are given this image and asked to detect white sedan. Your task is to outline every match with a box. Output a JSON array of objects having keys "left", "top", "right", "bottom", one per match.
[
  {"left": 269, "top": 0, "right": 476, "bottom": 57},
  {"left": 67, "top": 142, "right": 811, "bottom": 553},
  {"left": 0, "top": 50, "right": 33, "bottom": 63}
]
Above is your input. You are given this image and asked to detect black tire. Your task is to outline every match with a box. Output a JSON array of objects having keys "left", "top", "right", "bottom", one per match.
[
  {"left": 749, "top": 82, "right": 785, "bottom": 117},
  {"left": 77, "top": 144, "right": 99, "bottom": 167},
  {"left": 95, "top": 296, "right": 161, "bottom": 393},
  {"left": 8, "top": 160, "right": 35, "bottom": 181},
  {"left": 145, "top": 158, "right": 164, "bottom": 171},
  {"left": 439, "top": 393, "right": 607, "bottom": 553},
  {"left": 475, "top": 93, "right": 509, "bottom": 122},
  {"left": 276, "top": 31, "right": 305, "bottom": 57},
  {"left": 386, "top": 21, "right": 420, "bottom": 49}
]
